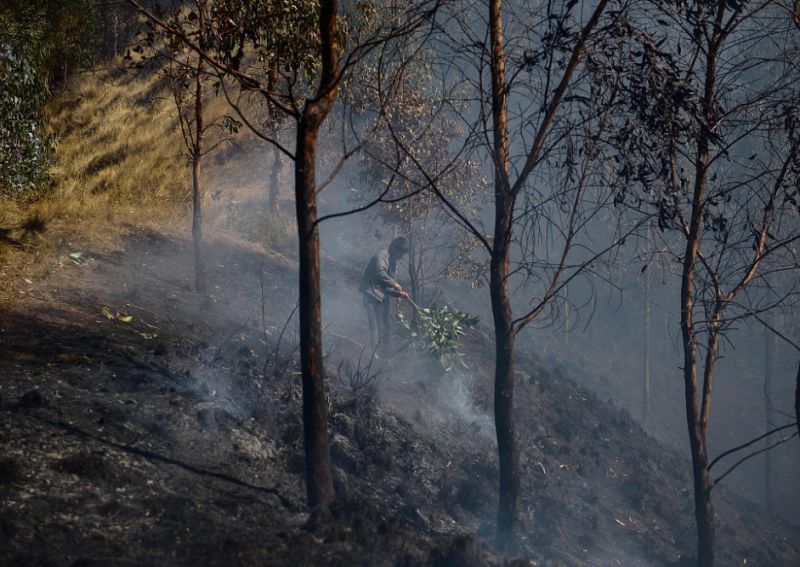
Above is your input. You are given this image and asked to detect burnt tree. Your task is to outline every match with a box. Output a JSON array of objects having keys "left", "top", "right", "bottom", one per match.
[
  {"left": 381, "top": 0, "right": 635, "bottom": 547},
  {"left": 128, "top": 0, "right": 441, "bottom": 511},
  {"left": 615, "top": 1, "right": 800, "bottom": 564}
]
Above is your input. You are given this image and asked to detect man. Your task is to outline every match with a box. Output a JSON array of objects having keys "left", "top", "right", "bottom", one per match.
[{"left": 359, "top": 236, "right": 411, "bottom": 355}]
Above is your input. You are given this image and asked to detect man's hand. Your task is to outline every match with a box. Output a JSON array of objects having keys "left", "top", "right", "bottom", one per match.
[{"left": 395, "top": 284, "right": 410, "bottom": 299}]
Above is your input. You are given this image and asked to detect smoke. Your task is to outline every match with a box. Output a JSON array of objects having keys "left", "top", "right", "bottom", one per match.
[{"left": 431, "top": 370, "right": 496, "bottom": 441}]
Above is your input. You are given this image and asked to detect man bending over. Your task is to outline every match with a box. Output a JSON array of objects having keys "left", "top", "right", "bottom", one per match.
[{"left": 359, "top": 236, "right": 410, "bottom": 355}]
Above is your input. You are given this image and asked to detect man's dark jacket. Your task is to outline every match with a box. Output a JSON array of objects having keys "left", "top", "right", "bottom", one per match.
[{"left": 359, "top": 249, "right": 400, "bottom": 302}]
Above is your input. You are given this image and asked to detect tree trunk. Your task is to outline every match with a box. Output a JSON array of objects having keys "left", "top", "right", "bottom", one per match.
[
  {"left": 266, "top": 63, "right": 282, "bottom": 212},
  {"left": 643, "top": 251, "right": 651, "bottom": 432},
  {"left": 192, "top": 21, "right": 206, "bottom": 293},
  {"left": 693, "top": 466, "right": 716, "bottom": 567},
  {"left": 491, "top": 236, "right": 518, "bottom": 550},
  {"left": 408, "top": 226, "right": 420, "bottom": 307},
  {"left": 293, "top": 0, "right": 339, "bottom": 511},
  {"left": 295, "top": 114, "right": 334, "bottom": 509},
  {"left": 380, "top": 294, "right": 391, "bottom": 355},
  {"left": 407, "top": 219, "right": 425, "bottom": 327},
  {"left": 680, "top": 5, "right": 725, "bottom": 564},
  {"left": 681, "top": 290, "right": 716, "bottom": 567},
  {"left": 488, "top": 0, "right": 518, "bottom": 549},
  {"left": 795, "top": 360, "right": 799, "bottom": 440},
  {"left": 681, "top": 233, "right": 716, "bottom": 567},
  {"left": 191, "top": 156, "right": 206, "bottom": 293},
  {"left": 763, "top": 319, "right": 775, "bottom": 514},
  {"left": 268, "top": 129, "right": 282, "bottom": 212},
  {"left": 682, "top": 318, "right": 717, "bottom": 567}
]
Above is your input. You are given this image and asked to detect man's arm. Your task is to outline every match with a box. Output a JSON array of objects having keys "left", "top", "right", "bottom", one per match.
[
  {"left": 375, "top": 251, "right": 400, "bottom": 289},
  {"left": 375, "top": 251, "right": 409, "bottom": 298}
]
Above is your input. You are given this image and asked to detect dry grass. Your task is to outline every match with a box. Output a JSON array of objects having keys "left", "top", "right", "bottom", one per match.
[
  {"left": 0, "top": 67, "right": 191, "bottom": 304},
  {"left": 48, "top": 69, "right": 190, "bottom": 225},
  {"left": 0, "top": 63, "right": 295, "bottom": 305}
]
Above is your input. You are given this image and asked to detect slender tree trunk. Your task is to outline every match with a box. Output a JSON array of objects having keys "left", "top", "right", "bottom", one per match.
[
  {"left": 293, "top": 0, "right": 339, "bottom": 511},
  {"left": 693, "top": 470, "right": 715, "bottom": 567},
  {"left": 408, "top": 222, "right": 419, "bottom": 305},
  {"left": 682, "top": 170, "right": 717, "bottom": 566},
  {"left": 112, "top": 9, "right": 120, "bottom": 57},
  {"left": 763, "top": 318, "right": 775, "bottom": 514},
  {"left": 192, "top": 25, "right": 206, "bottom": 293},
  {"left": 695, "top": 327, "right": 719, "bottom": 567},
  {"left": 795, "top": 360, "right": 799, "bottom": 439},
  {"left": 491, "top": 227, "right": 518, "bottom": 550},
  {"left": 488, "top": 0, "right": 519, "bottom": 549},
  {"left": 269, "top": 129, "right": 282, "bottom": 211},
  {"left": 409, "top": 247, "right": 419, "bottom": 306},
  {"left": 680, "top": 6, "right": 725, "bottom": 565},
  {"left": 405, "top": 213, "right": 418, "bottom": 302},
  {"left": 295, "top": 114, "right": 334, "bottom": 509},
  {"left": 266, "top": 64, "right": 282, "bottom": 212},
  {"left": 191, "top": 155, "right": 206, "bottom": 292},
  {"left": 681, "top": 260, "right": 714, "bottom": 567},
  {"left": 643, "top": 240, "right": 651, "bottom": 432}
]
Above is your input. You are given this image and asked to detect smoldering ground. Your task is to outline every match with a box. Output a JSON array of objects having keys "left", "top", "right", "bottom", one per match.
[
  {"left": 314, "top": 150, "right": 800, "bottom": 532},
  {"left": 0, "top": 125, "right": 797, "bottom": 566},
  {"left": 2, "top": 200, "right": 799, "bottom": 567}
]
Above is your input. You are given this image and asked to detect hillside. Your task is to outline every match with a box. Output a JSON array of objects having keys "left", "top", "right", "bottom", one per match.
[
  {"left": 1, "top": 224, "right": 799, "bottom": 567},
  {"left": 1, "top": 57, "right": 799, "bottom": 567}
]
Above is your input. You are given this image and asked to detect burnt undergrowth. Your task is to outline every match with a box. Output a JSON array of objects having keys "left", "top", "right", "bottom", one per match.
[{"left": 0, "top": 230, "right": 798, "bottom": 566}]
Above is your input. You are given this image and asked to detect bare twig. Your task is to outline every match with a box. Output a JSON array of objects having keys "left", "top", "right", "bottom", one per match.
[
  {"left": 708, "top": 422, "right": 798, "bottom": 471},
  {"left": 711, "top": 432, "right": 798, "bottom": 489}
]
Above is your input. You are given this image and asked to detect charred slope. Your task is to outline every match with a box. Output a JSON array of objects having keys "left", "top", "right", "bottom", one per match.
[{"left": 0, "top": 230, "right": 798, "bottom": 566}]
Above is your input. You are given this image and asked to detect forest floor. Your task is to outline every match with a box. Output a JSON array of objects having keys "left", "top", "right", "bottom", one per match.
[{"left": 1, "top": 226, "right": 799, "bottom": 566}]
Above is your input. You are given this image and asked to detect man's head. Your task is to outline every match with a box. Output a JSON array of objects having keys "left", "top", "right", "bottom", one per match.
[{"left": 389, "top": 236, "right": 410, "bottom": 259}]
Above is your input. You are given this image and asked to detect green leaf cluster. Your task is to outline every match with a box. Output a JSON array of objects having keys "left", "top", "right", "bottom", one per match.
[
  {"left": 0, "top": 0, "right": 101, "bottom": 198},
  {"left": 0, "top": 11, "right": 53, "bottom": 198},
  {"left": 397, "top": 304, "right": 478, "bottom": 373}
]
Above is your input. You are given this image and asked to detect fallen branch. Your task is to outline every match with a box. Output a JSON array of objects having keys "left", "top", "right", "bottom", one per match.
[{"left": 30, "top": 414, "right": 297, "bottom": 511}]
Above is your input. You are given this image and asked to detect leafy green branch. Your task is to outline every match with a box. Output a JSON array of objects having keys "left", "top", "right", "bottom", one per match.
[{"left": 397, "top": 299, "right": 478, "bottom": 373}]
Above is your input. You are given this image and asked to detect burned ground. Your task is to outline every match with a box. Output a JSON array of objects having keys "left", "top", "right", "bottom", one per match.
[{"left": 1, "top": 230, "right": 798, "bottom": 566}]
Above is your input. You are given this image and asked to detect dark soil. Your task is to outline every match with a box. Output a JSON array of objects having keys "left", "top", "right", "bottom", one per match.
[{"left": 1, "top": 229, "right": 798, "bottom": 566}]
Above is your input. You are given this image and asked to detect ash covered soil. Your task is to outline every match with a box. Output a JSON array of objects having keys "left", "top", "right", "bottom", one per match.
[{"left": 1, "top": 229, "right": 798, "bottom": 566}]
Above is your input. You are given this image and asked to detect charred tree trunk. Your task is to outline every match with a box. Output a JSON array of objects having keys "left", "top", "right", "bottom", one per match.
[
  {"left": 488, "top": 0, "right": 519, "bottom": 549},
  {"left": 266, "top": 66, "right": 282, "bottom": 212},
  {"left": 269, "top": 137, "right": 282, "bottom": 212},
  {"left": 408, "top": 243, "right": 420, "bottom": 326},
  {"left": 680, "top": 6, "right": 725, "bottom": 565},
  {"left": 192, "top": 15, "right": 206, "bottom": 294},
  {"left": 191, "top": 153, "right": 206, "bottom": 293},
  {"left": 295, "top": 115, "right": 334, "bottom": 509},
  {"left": 293, "top": 0, "right": 339, "bottom": 511},
  {"left": 643, "top": 248, "right": 651, "bottom": 432},
  {"left": 491, "top": 215, "right": 518, "bottom": 550},
  {"left": 795, "top": 360, "right": 799, "bottom": 439},
  {"left": 408, "top": 221, "right": 420, "bottom": 305},
  {"left": 681, "top": 269, "right": 716, "bottom": 567},
  {"left": 693, "top": 469, "right": 715, "bottom": 567},
  {"left": 681, "top": 245, "right": 714, "bottom": 567},
  {"left": 763, "top": 319, "right": 775, "bottom": 514}
]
